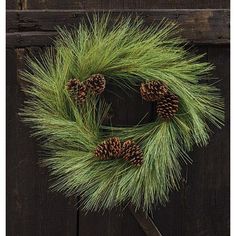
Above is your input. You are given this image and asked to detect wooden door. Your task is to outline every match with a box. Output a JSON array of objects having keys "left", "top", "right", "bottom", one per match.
[{"left": 6, "top": 1, "right": 230, "bottom": 236}]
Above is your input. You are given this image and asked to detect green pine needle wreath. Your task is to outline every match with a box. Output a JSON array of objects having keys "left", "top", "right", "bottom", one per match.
[{"left": 20, "top": 14, "right": 224, "bottom": 212}]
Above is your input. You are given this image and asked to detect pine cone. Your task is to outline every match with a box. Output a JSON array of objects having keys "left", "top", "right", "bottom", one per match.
[
  {"left": 156, "top": 92, "right": 179, "bottom": 119},
  {"left": 66, "top": 79, "right": 87, "bottom": 104},
  {"left": 140, "top": 80, "right": 168, "bottom": 101},
  {"left": 86, "top": 74, "right": 106, "bottom": 95},
  {"left": 66, "top": 79, "right": 77, "bottom": 92},
  {"left": 95, "top": 137, "right": 122, "bottom": 160},
  {"left": 76, "top": 82, "right": 87, "bottom": 104},
  {"left": 121, "top": 140, "right": 143, "bottom": 166}
]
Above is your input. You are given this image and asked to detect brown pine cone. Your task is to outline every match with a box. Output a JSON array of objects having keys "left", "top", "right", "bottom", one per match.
[
  {"left": 140, "top": 80, "right": 168, "bottom": 101},
  {"left": 156, "top": 92, "right": 179, "bottom": 119},
  {"left": 95, "top": 137, "right": 122, "bottom": 160},
  {"left": 75, "top": 82, "right": 87, "bottom": 104},
  {"left": 66, "top": 79, "right": 87, "bottom": 104},
  {"left": 121, "top": 140, "right": 143, "bottom": 166},
  {"left": 86, "top": 74, "right": 106, "bottom": 95},
  {"left": 66, "top": 79, "right": 77, "bottom": 92}
]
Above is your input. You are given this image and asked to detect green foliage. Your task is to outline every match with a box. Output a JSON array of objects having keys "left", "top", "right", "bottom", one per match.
[{"left": 20, "top": 14, "right": 224, "bottom": 212}]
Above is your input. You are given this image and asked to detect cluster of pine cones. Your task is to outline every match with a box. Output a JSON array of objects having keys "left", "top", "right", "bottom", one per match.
[
  {"left": 95, "top": 137, "right": 143, "bottom": 167},
  {"left": 140, "top": 80, "right": 179, "bottom": 119},
  {"left": 66, "top": 74, "right": 106, "bottom": 105}
]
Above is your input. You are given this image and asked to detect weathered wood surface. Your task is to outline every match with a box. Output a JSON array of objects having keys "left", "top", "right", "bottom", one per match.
[
  {"left": 129, "top": 205, "right": 163, "bottom": 236},
  {"left": 153, "top": 45, "right": 230, "bottom": 236},
  {"left": 7, "top": 0, "right": 229, "bottom": 10},
  {"left": 6, "top": 35, "right": 230, "bottom": 236},
  {"left": 6, "top": 0, "right": 230, "bottom": 235},
  {"left": 6, "top": 48, "right": 78, "bottom": 236},
  {"left": 6, "top": 9, "right": 229, "bottom": 47}
]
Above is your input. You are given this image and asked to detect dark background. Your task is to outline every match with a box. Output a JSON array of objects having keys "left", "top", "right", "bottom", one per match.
[{"left": 6, "top": 1, "right": 230, "bottom": 236}]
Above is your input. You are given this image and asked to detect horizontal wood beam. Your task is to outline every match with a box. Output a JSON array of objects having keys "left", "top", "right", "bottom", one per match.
[{"left": 7, "top": 9, "right": 229, "bottom": 47}]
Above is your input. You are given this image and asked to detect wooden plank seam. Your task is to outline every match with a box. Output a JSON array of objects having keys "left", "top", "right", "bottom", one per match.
[{"left": 6, "top": 9, "right": 230, "bottom": 47}]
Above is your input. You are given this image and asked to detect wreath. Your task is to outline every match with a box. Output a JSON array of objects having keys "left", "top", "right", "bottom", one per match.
[{"left": 21, "top": 15, "right": 224, "bottom": 212}]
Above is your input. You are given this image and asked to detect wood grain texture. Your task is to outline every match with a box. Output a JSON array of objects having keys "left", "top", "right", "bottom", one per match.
[
  {"left": 153, "top": 45, "right": 230, "bottom": 236},
  {"left": 6, "top": 45, "right": 229, "bottom": 236},
  {"left": 6, "top": 1, "right": 230, "bottom": 235},
  {"left": 79, "top": 209, "right": 146, "bottom": 236},
  {"left": 6, "top": 0, "right": 18, "bottom": 9},
  {"left": 7, "top": 0, "right": 230, "bottom": 9},
  {"left": 6, "top": 9, "right": 230, "bottom": 48},
  {"left": 6, "top": 48, "right": 78, "bottom": 236},
  {"left": 129, "top": 205, "right": 162, "bottom": 236}
]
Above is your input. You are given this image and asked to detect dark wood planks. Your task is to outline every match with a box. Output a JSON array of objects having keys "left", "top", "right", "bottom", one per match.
[
  {"left": 7, "top": 0, "right": 229, "bottom": 10},
  {"left": 152, "top": 45, "right": 230, "bottom": 236},
  {"left": 6, "top": 47, "right": 78, "bottom": 236},
  {"left": 6, "top": 1, "right": 230, "bottom": 235},
  {"left": 79, "top": 209, "right": 146, "bottom": 236},
  {"left": 7, "top": 32, "right": 57, "bottom": 49},
  {"left": 6, "top": 0, "right": 18, "bottom": 9},
  {"left": 129, "top": 206, "right": 162, "bottom": 236},
  {"left": 6, "top": 9, "right": 230, "bottom": 47}
]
